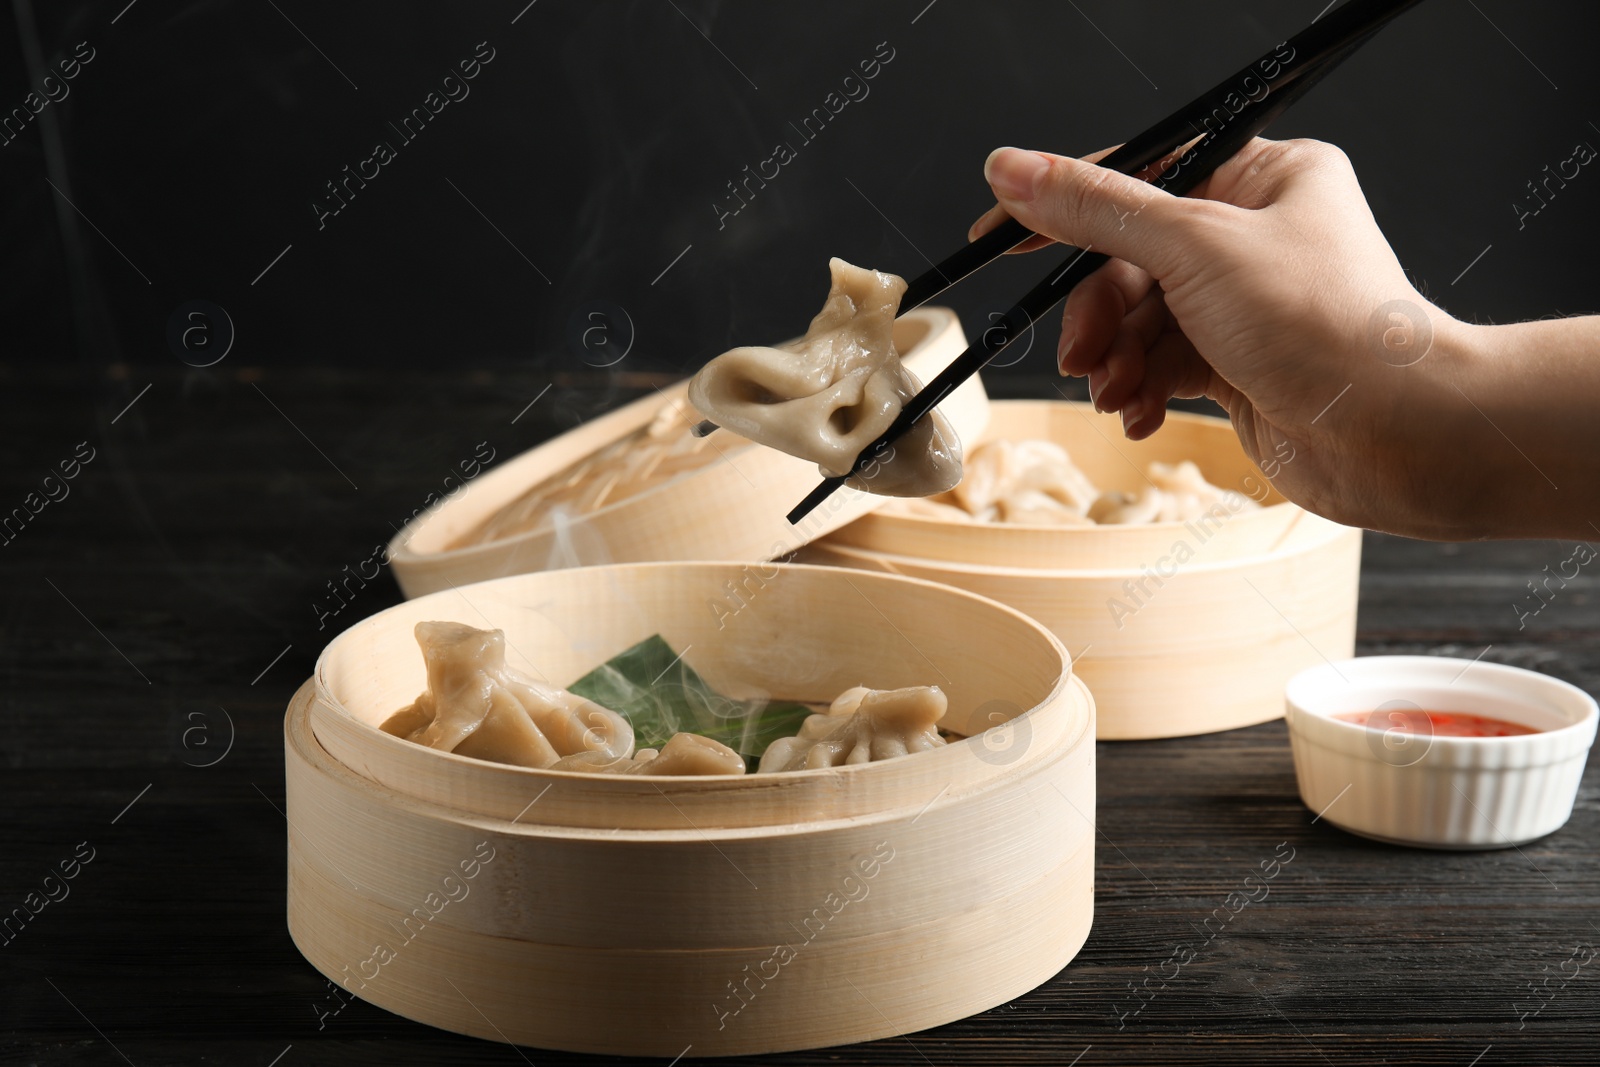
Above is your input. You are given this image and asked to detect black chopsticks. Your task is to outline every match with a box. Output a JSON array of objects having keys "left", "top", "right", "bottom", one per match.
[
  {"left": 896, "top": 0, "right": 1427, "bottom": 315},
  {"left": 784, "top": 0, "right": 1428, "bottom": 525}
]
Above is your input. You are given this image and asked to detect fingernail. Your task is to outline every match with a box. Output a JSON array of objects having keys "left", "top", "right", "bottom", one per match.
[
  {"left": 1121, "top": 396, "right": 1146, "bottom": 434},
  {"left": 1057, "top": 333, "right": 1076, "bottom": 376},
  {"left": 984, "top": 147, "right": 1048, "bottom": 202},
  {"left": 1088, "top": 366, "right": 1107, "bottom": 411}
]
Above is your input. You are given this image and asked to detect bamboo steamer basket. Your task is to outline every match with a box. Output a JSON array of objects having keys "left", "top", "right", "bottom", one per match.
[
  {"left": 285, "top": 562, "right": 1096, "bottom": 1058},
  {"left": 388, "top": 307, "right": 986, "bottom": 598},
  {"left": 809, "top": 401, "right": 1362, "bottom": 740}
]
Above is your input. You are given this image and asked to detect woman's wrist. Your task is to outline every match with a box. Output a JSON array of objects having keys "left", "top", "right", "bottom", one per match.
[{"left": 1425, "top": 316, "right": 1596, "bottom": 540}]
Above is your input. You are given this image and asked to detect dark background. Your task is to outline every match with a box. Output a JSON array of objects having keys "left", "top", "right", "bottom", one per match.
[
  {"left": 4, "top": 2, "right": 1600, "bottom": 1065},
  {"left": 5, "top": 0, "right": 1599, "bottom": 379}
]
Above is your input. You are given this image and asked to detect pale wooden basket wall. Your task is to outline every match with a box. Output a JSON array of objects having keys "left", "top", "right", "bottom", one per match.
[
  {"left": 286, "top": 563, "right": 1095, "bottom": 1057},
  {"left": 812, "top": 401, "right": 1363, "bottom": 740},
  {"left": 388, "top": 308, "right": 986, "bottom": 598}
]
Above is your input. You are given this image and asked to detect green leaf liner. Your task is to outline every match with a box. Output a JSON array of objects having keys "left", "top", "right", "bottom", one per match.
[{"left": 567, "top": 635, "right": 813, "bottom": 772}]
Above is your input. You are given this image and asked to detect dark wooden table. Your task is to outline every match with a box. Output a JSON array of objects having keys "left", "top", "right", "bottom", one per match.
[{"left": 4, "top": 366, "right": 1596, "bottom": 1066}]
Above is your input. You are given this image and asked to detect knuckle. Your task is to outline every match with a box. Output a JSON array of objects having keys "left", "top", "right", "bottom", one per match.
[
  {"left": 1228, "top": 137, "right": 1359, "bottom": 211},
  {"left": 1048, "top": 159, "right": 1123, "bottom": 233},
  {"left": 1250, "top": 138, "right": 1306, "bottom": 177},
  {"left": 1303, "top": 139, "right": 1354, "bottom": 175},
  {"left": 1276, "top": 137, "right": 1352, "bottom": 174},
  {"left": 1172, "top": 201, "right": 1238, "bottom": 260}
]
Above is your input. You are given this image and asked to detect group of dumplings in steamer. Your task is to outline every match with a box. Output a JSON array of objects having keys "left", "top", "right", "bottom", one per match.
[
  {"left": 382, "top": 621, "right": 951, "bottom": 777},
  {"left": 381, "top": 622, "right": 747, "bottom": 776},
  {"left": 886, "top": 438, "right": 1256, "bottom": 526}
]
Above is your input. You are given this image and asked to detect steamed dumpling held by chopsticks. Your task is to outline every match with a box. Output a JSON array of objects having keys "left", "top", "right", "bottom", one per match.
[{"left": 687, "top": 258, "right": 963, "bottom": 497}]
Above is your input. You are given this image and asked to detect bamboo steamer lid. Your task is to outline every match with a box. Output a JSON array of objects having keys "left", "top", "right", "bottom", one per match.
[
  {"left": 388, "top": 307, "right": 987, "bottom": 598},
  {"left": 285, "top": 562, "right": 1096, "bottom": 1057}
]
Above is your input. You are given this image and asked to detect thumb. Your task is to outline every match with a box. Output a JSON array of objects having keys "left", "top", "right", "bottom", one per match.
[{"left": 983, "top": 147, "right": 1205, "bottom": 281}]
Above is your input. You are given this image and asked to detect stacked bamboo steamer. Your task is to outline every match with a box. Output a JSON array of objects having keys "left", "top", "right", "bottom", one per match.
[
  {"left": 290, "top": 312, "right": 1104, "bottom": 1055},
  {"left": 808, "top": 400, "right": 1362, "bottom": 739},
  {"left": 287, "top": 562, "right": 1095, "bottom": 1058},
  {"left": 286, "top": 307, "right": 1361, "bottom": 1054}
]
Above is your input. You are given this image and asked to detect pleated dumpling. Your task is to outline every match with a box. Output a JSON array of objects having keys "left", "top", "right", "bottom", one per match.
[
  {"left": 951, "top": 439, "right": 1100, "bottom": 524},
  {"left": 381, "top": 621, "right": 633, "bottom": 769},
  {"left": 549, "top": 732, "right": 746, "bottom": 776},
  {"left": 1145, "top": 459, "right": 1255, "bottom": 521},
  {"left": 1087, "top": 486, "right": 1165, "bottom": 525},
  {"left": 687, "top": 258, "right": 963, "bottom": 497},
  {"left": 1089, "top": 460, "right": 1257, "bottom": 524},
  {"left": 758, "top": 685, "right": 947, "bottom": 772}
]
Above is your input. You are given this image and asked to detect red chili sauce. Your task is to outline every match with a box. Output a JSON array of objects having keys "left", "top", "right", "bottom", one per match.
[{"left": 1333, "top": 709, "right": 1539, "bottom": 738}]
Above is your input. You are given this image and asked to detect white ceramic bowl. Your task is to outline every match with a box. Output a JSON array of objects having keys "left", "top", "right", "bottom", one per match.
[{"left": 1286, "top": 655, "right": 1597, "bottom": 849}]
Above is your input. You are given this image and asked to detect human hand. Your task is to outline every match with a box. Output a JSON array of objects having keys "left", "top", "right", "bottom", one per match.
[{"left": 970, "top": 138, "right": 1474, "bottom": 536}]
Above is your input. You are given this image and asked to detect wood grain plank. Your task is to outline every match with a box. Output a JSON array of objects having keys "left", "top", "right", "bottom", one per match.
[{"left": 3, "top": 368, "right": 1595, "bottom": 1065}]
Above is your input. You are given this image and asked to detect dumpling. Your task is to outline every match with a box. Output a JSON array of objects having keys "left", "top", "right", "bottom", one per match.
[
  {"left": 1147, "top": 459, "right": 1216, "bottom": 496},
  {"left": 380, "top": 621, "right": 633, "bottom": 769},
  {"left": 1088, "top": 461, "right": 1256, "bottom": 524},
  {"left": 549, "top": 732, "right": 746, "bottom": 776},
  {"left": 758, "top": 685, "right": 948, "bottom": 772},
  {"left": 1012, "top": 441, "right": 1101, "bottom": 511},
  {"left": 997, "top": 489, "right": 1096, "bottom": 525},
  {"left": 1087, "top": 487, "right": 1164, "bottom": 525},
  {"left": 947, "top": 438, "right": 1100, "bottom": 521},
  {"left": 883, "top": 439, "right": 1256, "bottom": 527},
  {"left": 947, "top": 439, "right": 1021, "bottom": 515},
  {"left": 687, "top": 258, "right": 963, "bottom": 497},
  {"left": 1145, "top": 459, "right": 1254, "bottom": 521},
  {"left": 947, "top": 438, "right": 1101, "bottom": 523},
  {"left": 952, "top": 439, "right": 1097, "bottom": 516}
]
